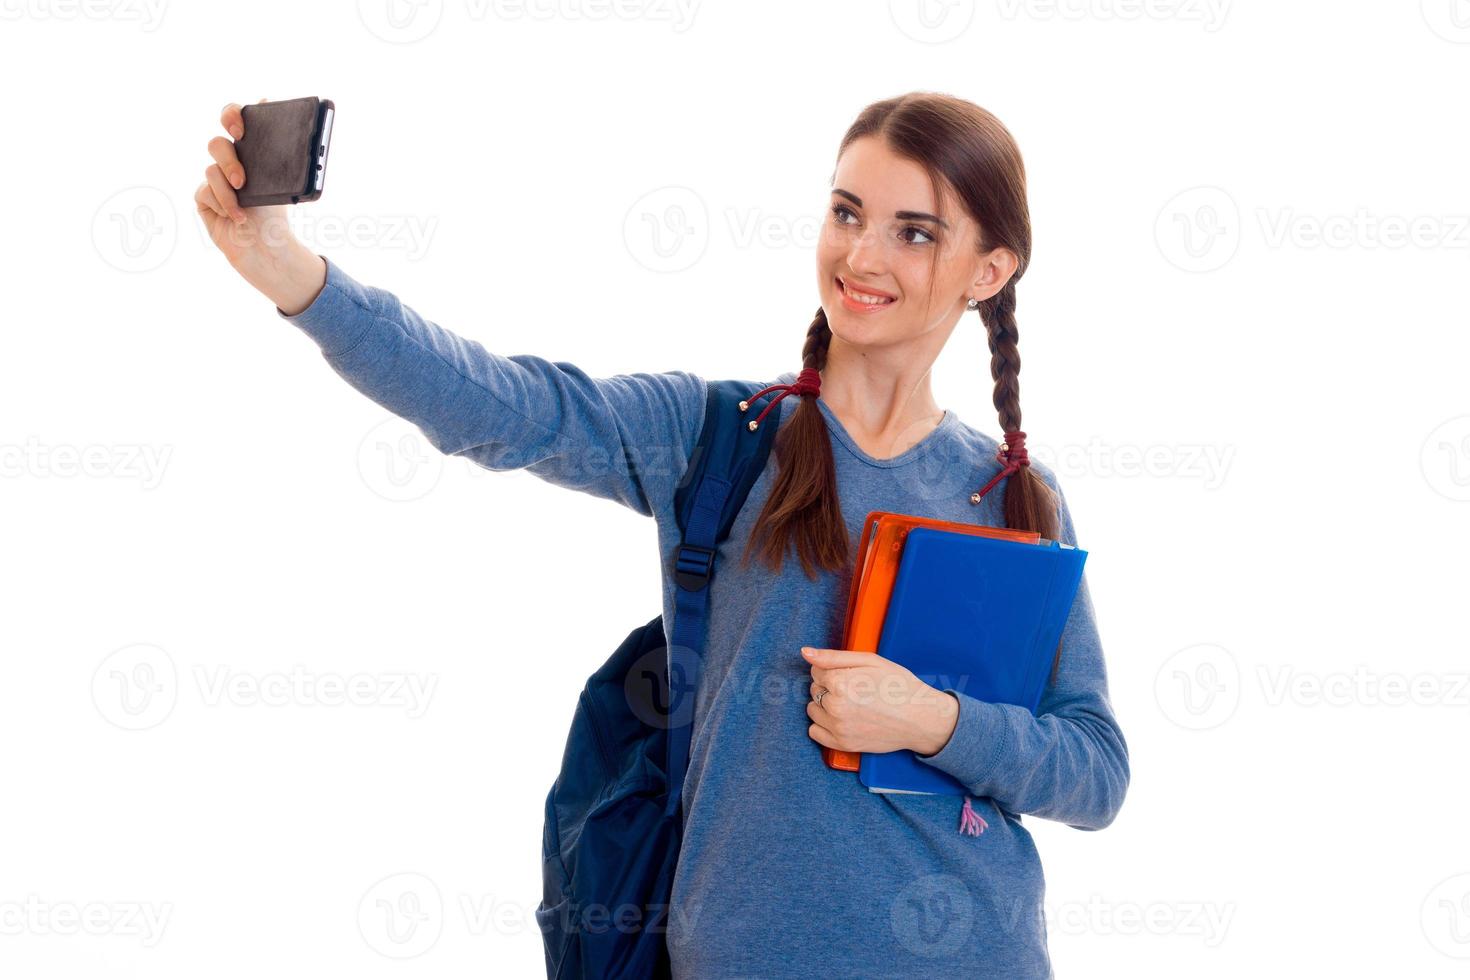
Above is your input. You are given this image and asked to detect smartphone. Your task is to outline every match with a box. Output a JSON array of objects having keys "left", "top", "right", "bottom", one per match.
[{"left": 233, "top": 96, "right": 335, "bottom": 207}]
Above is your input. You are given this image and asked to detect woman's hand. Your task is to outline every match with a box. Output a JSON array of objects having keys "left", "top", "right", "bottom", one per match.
[
  {"left": 802, "top": 646, "right": 959, "bottom": 756},
  {"left": 194, "top": 98, "right": 326, "bottom": 316}
]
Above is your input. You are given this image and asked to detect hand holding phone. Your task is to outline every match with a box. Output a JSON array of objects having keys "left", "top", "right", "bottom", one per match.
[{"left": 195, "top": 97, "right": 330, "bottom": 315}]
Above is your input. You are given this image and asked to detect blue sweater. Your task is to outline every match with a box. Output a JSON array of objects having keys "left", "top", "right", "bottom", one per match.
[{"left": 279, "top": 257, "right": 1130, "bottom": 978}]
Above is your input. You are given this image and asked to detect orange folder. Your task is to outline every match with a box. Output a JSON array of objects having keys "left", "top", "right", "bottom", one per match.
[{"left": 822, "top": 511, "right": 1044, "bottom": 772}]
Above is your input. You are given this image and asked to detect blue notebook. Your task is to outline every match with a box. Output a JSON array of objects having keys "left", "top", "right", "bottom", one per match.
[{"left": 858, "top": 526, "right": 1088, "bottom": 796}]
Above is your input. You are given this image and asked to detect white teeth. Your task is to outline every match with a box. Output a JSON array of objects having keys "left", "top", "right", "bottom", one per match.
[{"left": 841, "top": 280, "right": 893, "bottom": 305}]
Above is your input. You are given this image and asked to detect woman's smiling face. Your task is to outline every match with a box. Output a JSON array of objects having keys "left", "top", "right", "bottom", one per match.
[{"left": 817, "top": 135, "right": 1013, "bottom": 350}]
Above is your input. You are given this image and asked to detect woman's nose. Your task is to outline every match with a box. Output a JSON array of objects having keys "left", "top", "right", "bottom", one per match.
[{"left": 845, "top": 229, "right": 886, "bottom": 275}]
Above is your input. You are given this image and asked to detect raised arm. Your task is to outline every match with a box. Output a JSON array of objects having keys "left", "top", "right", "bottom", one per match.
[
  {"left": 278, "top": 257, "right": 706, "bottom": 515},
  {"left": 913, "top": 474, "right": 1131, "bottom": 831},
  {"left": 195, "top": 100, "right": 705, "bottom": 517}
]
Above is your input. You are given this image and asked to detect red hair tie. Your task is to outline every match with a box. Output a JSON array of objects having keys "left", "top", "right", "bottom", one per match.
[
  {"left": 969, "top": 430, "right": 1029, "bottom": 504},
  {"left": 739, "top": 367, "right": 822, "bottom": 431}
]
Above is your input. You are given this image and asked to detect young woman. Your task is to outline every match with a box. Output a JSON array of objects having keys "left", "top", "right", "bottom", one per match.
[{"left": 197, "top": 91, "right": 1130, "bottom": 977}]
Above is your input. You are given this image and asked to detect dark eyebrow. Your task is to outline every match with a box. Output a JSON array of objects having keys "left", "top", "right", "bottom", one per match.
[{"left": 831, "top": 188, "right": 949, "bottom": 230}]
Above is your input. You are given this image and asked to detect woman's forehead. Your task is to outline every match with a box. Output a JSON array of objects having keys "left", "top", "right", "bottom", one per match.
[
  {"left": 832, "top": 138, "right": 966, "bottom": 224},
  {"left": 835, "top": 140, "right": 931, "bottom": 200}
]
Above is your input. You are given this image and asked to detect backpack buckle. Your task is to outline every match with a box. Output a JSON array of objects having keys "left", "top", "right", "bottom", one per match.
[{"left": 674, "top": 544, "right": 716, "bottom": 592}]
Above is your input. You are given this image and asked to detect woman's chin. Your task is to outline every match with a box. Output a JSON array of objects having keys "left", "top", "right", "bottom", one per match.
[{"left": 827, "top": 311, "right": 896, "bottom": 347}]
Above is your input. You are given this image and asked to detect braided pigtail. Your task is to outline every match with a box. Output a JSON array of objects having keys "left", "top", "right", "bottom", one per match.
[
  {"left": 978, "top": 280, "right": 1063, "bottom": 683},
  {"left": 739, "top": 306, "right": 850, "bottom": 581}
]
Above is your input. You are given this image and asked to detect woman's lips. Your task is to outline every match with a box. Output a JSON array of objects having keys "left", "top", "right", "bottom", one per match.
[{"left": 836, "top": 276, "right": 897, "bottom": 312}]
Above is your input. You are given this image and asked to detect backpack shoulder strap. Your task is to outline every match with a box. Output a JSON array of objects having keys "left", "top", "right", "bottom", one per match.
[
  {"left": 672, "top": 378, "right": 781, "bottom": 550},
  {"left": 663, "top": 378, "right": 784, "bottom": 816}
]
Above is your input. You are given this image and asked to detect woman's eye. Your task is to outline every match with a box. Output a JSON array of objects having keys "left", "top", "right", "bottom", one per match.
[
  {"left": 829, "top": 205, "right": 934, "bottom": 246},
  {"left": 902, "top": 225, "right": 936, "bottom": 246}
]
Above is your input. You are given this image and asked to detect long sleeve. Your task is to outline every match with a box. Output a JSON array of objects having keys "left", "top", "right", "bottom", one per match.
[
  {"left": 277, "top": 256, "right": 707, "bottom": 517},
  {"left": 912, "top": 472, "right": 1131, "bottom": 831}
]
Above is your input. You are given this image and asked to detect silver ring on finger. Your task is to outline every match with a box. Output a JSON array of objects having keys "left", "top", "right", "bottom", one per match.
[{"left": 813, "top": 686, "right": 829, "bottom": 707}]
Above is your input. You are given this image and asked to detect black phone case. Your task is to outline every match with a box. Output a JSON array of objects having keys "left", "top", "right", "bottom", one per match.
[{"left": 234, "top": 97, "right": 334, "bottom": 207}]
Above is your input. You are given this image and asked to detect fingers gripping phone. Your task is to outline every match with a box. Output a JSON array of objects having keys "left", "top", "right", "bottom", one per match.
[{"left": 233, "top": 97, "right": 335, "bottom": 207}]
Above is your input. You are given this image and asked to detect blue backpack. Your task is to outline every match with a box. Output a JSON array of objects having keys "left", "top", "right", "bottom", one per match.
[{"left": 535, "top": 378, "right": 783, "bottom": 979}]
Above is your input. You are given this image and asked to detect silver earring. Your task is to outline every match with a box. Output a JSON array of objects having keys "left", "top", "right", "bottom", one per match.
[{"left": 966, "top": 297, "right": 980, "bottom": 311}]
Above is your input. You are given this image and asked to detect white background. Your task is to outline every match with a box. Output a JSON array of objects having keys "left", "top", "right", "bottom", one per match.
[{"left": 3, "top": 0, "right": 1469, "bottom": 976}]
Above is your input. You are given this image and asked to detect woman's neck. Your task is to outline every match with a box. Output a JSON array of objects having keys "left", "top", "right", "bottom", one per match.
[{"left": 815, "top": 343, "right": 945, "bottom": 453}]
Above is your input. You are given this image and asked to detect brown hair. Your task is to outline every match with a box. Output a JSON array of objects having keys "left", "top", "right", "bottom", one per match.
[{"left": 740, "top": 92, "right": 1061, "bottom": 580}]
